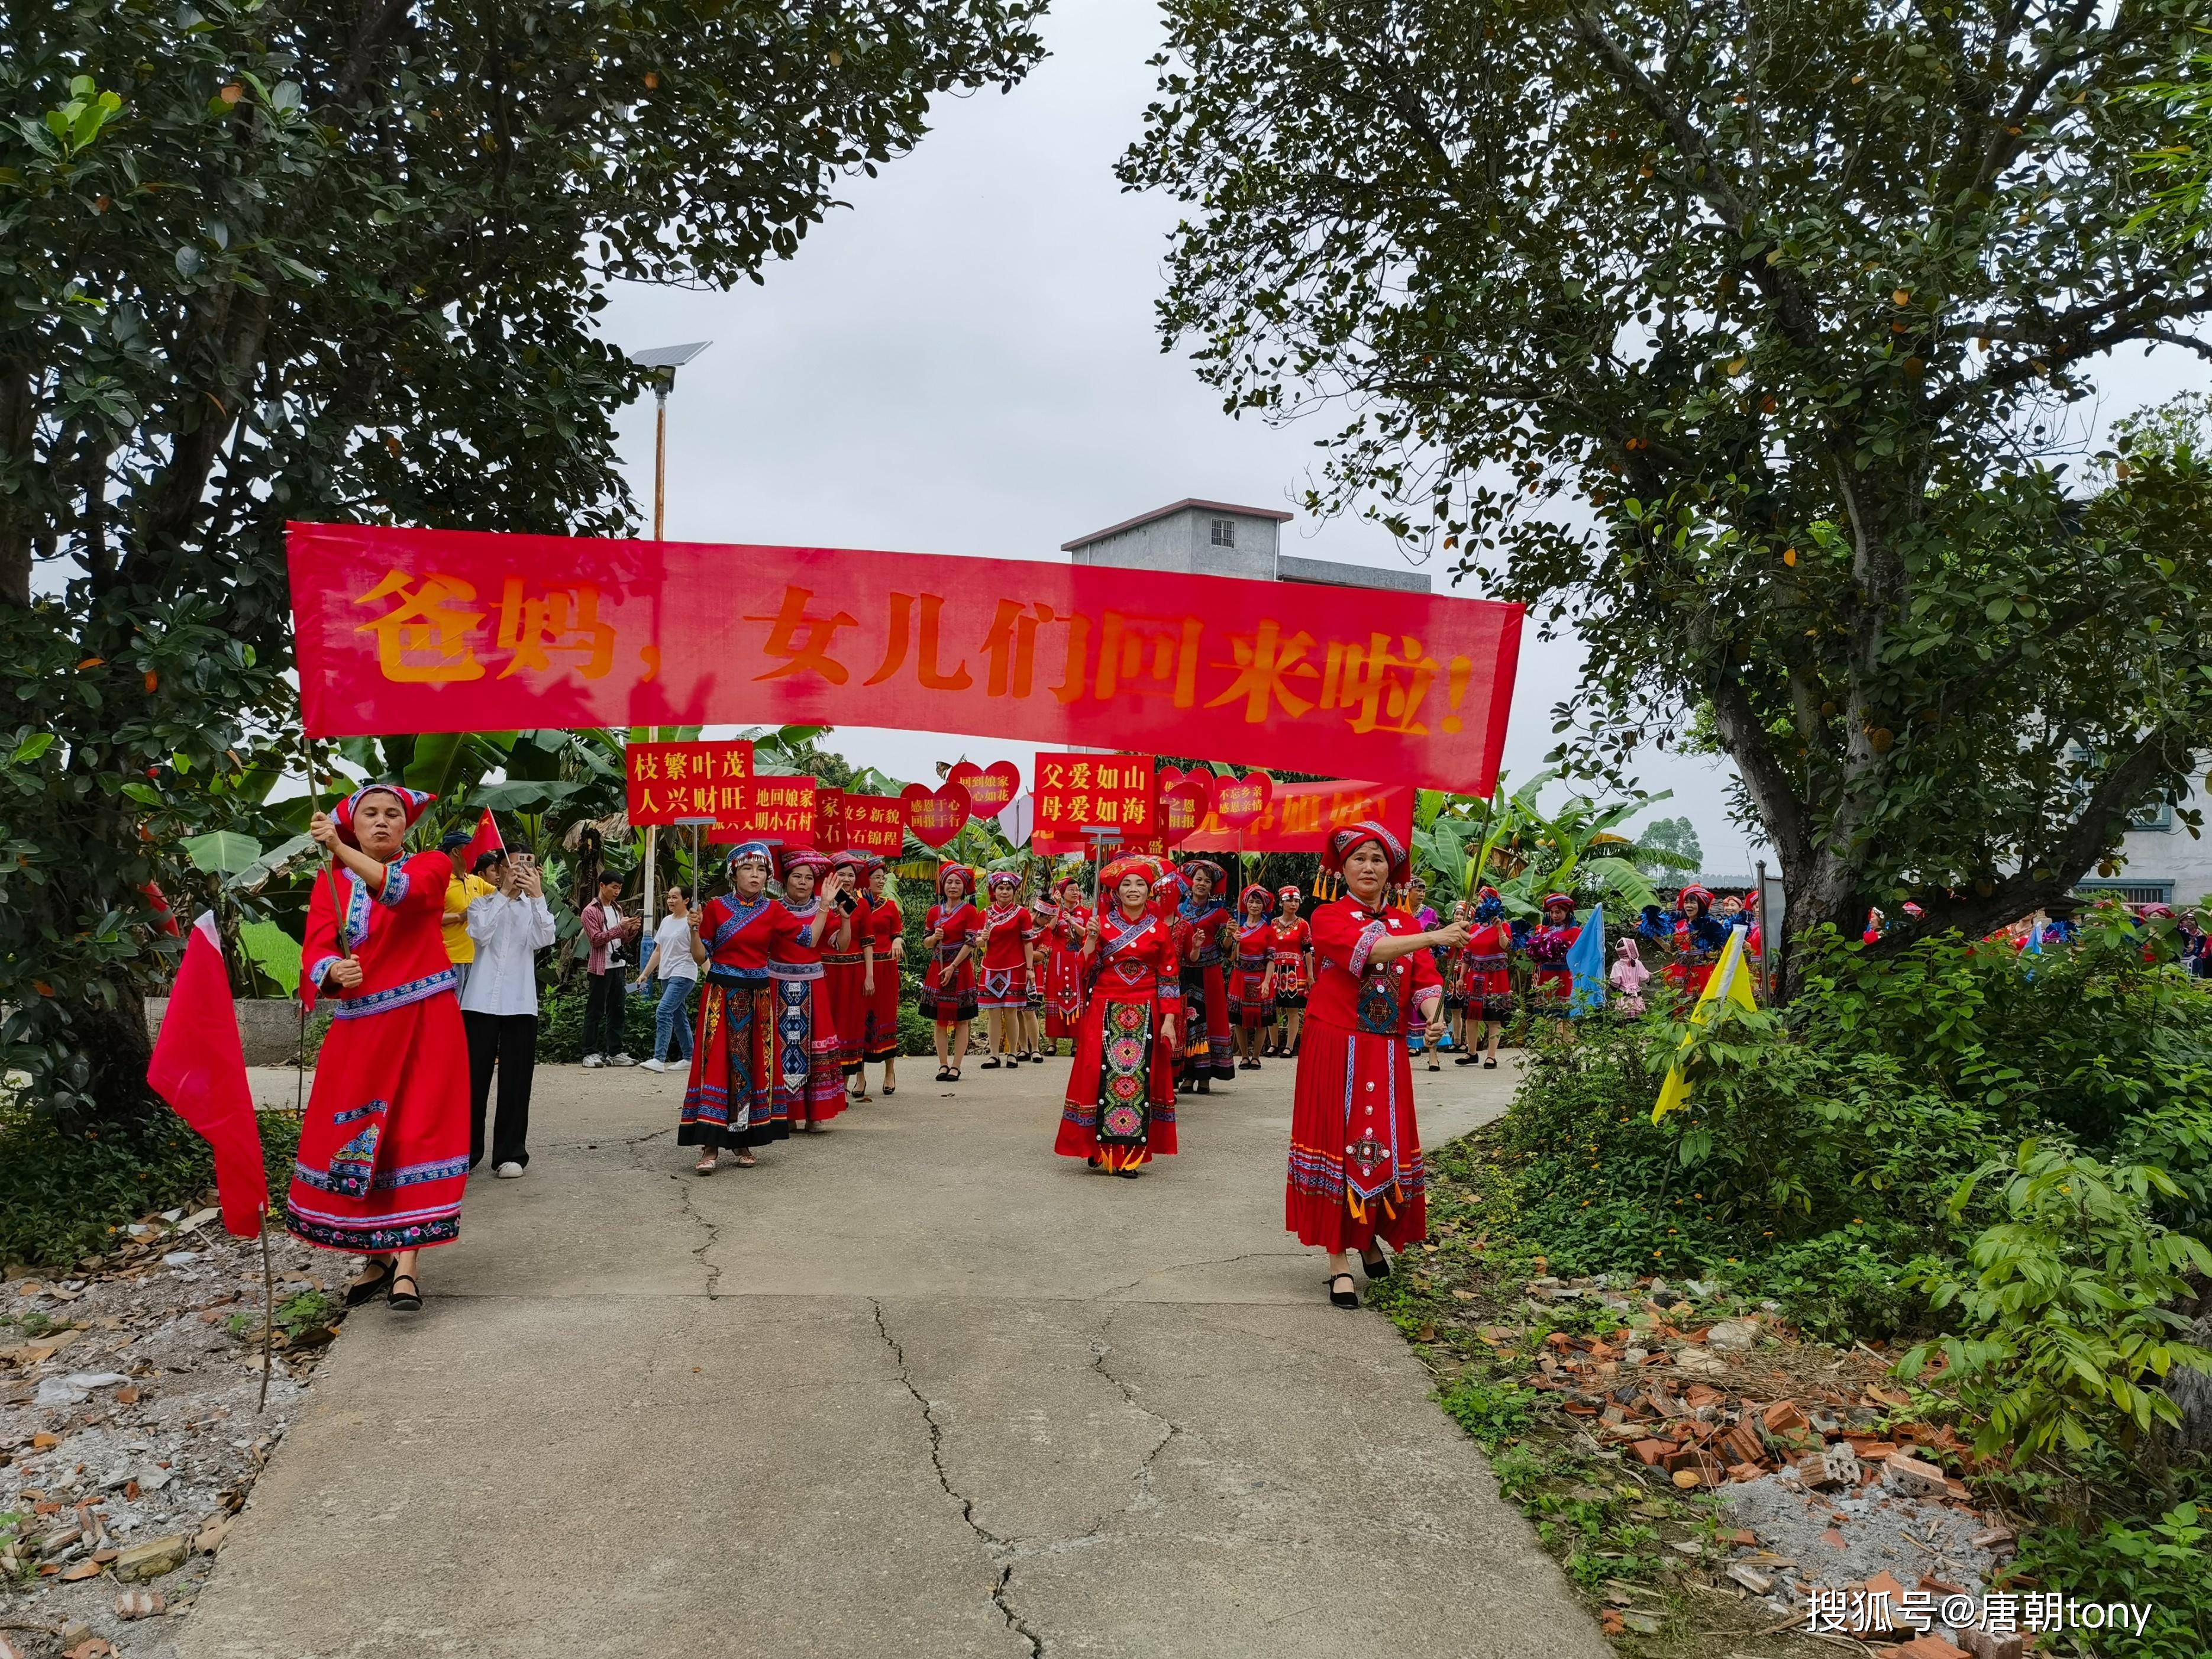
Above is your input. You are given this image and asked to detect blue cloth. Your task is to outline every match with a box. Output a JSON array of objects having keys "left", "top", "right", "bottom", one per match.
[
  {"left": 1567, "top": 903, "right": 1607, "bottom": 1015},
  {"left": 654, "top": 976, "right": 695, "bottom": 1063}
]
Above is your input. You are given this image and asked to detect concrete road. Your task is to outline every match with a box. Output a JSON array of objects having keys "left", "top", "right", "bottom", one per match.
[{"left": 184, "top": 1050, "right": 1611, "bottom": 1659}]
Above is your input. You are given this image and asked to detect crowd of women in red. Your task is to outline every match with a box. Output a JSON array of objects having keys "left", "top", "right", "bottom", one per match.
[{"left": 289, "top": 786, "right": 1712, "bottom": 1320}]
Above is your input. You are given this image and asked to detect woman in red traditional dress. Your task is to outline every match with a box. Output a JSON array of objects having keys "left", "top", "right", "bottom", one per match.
[
  {"left": 1265, "top": 884, "right": 1312, "bottom": 1058},
  {"left": 1228, "top": 885, "right": 1275, "bottom": 1071},
  {"left": 1175, "top": 858, "right": 1237, "bottom": 1093},
  {"left": 1039, "top": 872, "right": 1090, "bottom": 1056},
  {"left": 975, "top": 870, "right": 1036, "bottom": 1068},
  {"left": 682, "top": 841, "right": 807, "bottom": 1173},
  {"left": 821, "top": 850, "right": 875, "bottom": 1100},
  {"left": 1524, "top": 892, "right": 1581, "bottom": 1014},
  {"left": 770, "top": 850, "right": 846, "bottom": 1132},
  {"left": 1286, "top": 824, "right": 1467, "bottom": 1308},
  {"left": 860, "top": 860, "right": 904, "bottom": 1096},
  {"left": 921, "top": 864, "right": 982, "bottom": 1083},
  {"left": 1055, "top": 856, "right": 1181, "bottom": 1176},
  {"left": 290, "top": 785, "right": 470, "bottom": 1312},
  {"left": 1454, "top": 885, "right": 1515, "bottom": 1069}
]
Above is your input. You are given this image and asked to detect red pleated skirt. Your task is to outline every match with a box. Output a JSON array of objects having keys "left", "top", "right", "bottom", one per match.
[
  {"left": 286, "top": 989, "right": 469, "bottom": 1255},
  {"left": 824, "top": 952, "right": 870, "bottom": 1073},
  {"left": 1054, "top": 990, "right": 1178, "bottom": 1170},
  {"left": 1284, "top": 1015, "right": 1426, "bottom": 1252},
  {"left": 863, "top": 959, "right": 902, "bottom": 1062}
]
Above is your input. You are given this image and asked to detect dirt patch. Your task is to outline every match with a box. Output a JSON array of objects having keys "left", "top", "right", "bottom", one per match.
[{"left": 1, "top": 1209, "right": 345, "bottom": 1657}]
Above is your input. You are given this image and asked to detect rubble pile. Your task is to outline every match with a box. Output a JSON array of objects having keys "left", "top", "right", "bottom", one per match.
[
  {"left": 1507, "top": 1274, "right": 2025, "bottom": 1654},
  {"left": 1, "top": 1207, "right": 340, "bottom": 1658}
]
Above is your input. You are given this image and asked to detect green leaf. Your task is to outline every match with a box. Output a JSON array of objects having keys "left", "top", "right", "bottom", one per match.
[{"left": 181, "top": 830, "right": 262, "bottom": 874}]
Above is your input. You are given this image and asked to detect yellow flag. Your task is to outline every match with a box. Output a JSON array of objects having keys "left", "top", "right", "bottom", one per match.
[{"left": 1652, "top": 927, "right": 1758, "bottom": 1122}]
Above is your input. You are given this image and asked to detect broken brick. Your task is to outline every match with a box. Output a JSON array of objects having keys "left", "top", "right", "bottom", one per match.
[
  {"left": 1630, "top": 1439, "right": 1677, "bottom": 1466},
  {"left": 1887, "top": 1454, "right": 1947, "bottom": 1497},
  {"left": 1762, "top": 1399, "right": 1807, "bottom": 1435}
]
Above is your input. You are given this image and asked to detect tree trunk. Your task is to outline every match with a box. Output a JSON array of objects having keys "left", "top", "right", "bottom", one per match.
[{"left": 69, "top": 1000, "right": 161, "bottom": 1133}]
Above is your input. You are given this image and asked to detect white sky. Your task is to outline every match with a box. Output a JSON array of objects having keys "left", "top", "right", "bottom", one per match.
[{"left": 598, "top": 0, "right": 2207, "bottom": 874}]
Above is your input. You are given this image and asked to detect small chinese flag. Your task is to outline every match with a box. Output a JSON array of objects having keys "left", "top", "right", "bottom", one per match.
[
  {"left": 147, "top": 913, "right": 268, "bottom": 1237},
  {"left": 462, "top": 808, "right": 505, "bottom": 873}
]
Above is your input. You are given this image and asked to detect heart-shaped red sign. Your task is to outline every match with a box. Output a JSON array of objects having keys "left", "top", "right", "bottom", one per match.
[
  {"left": 901, "top": 782, "right": 971, "bottom": 849},
  {"left": 1212, "top": 771, "right": 1273, "bottom": 830},
  {"left": 946, "top": 759, "right": 1021, "bottom": 818},
  {"left": 1159, "top": 779, "right": 1213, "bottom": 848}
]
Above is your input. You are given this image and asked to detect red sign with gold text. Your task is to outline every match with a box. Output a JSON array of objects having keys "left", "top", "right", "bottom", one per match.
[
  {"left": 842, "top": 795, "right": 907, "bottom": 858},
  {"left": 815, "top": 785, "right": 845, "bottom": 851},
  {"left": 706, "top": 776, "right": 817, "bottom": 845},
  {"left": 626, "top": 739, "right": 754, "bottom": 827},
  {"left": 1179, "top": 778, "right": 1415, "bottom": 854},
  {"left": 290, "top": 524, "right": 1522, "bottom": 794},
  {"left": 1034, "top": 753, "right": 1156, "bottom": 843}
]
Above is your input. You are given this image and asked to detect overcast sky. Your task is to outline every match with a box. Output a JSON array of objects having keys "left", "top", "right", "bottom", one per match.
[{"left": 596, "top": 0, "right": 2204, "bottom": 876}]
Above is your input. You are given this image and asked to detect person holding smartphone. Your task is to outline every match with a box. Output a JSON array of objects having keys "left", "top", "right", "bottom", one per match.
[{"left": 460, "top": 848, "right": 557, "bottom": 1174}]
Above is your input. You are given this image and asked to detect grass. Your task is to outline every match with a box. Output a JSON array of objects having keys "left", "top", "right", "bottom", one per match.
[{"left": 0, "top": 1099, "right": 303, "bottom": 1269}]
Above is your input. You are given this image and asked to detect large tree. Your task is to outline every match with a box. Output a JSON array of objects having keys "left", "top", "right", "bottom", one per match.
[
  {"left": 1, "top": 0, "right": 1044, "bottom": 1121},
  {"left": 1122, "top": 0, "right": 2212, "bottom": 977}
]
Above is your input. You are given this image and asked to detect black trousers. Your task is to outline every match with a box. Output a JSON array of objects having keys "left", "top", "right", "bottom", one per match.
[
  {"left": 583, "top": 969, "right": 629, "bottom": 1058},
  {"left": 464, "top": 1011, "right": 538, "bottom": 1169}
]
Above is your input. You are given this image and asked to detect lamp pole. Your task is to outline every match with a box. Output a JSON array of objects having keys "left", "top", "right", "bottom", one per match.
[{"left": 625, "top": 341, "right": 711, "bottom": 948}]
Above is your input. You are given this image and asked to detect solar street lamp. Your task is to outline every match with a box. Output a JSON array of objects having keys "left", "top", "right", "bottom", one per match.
[{"left": 629, "top": 341, "right": 712, "bottom": 541}]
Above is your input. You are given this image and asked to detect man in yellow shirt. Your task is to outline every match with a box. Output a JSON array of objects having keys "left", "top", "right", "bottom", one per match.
[{"left": 444, "top": 847, "right": 502, "bottom": 1000}]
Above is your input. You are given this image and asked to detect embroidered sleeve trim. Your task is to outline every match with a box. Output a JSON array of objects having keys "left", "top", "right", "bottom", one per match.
[
  {"left": 1348, "top": 919, "right": 1387, "bottom": 976},
  {"left": 374, "top": 864, "right": 411, "bottom": 907},
  {"left": 305, "top": 955, "right": 341, "bottom": 995}
]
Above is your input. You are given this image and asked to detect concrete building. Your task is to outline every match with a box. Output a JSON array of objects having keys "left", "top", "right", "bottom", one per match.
[
  {"left": 2102, "top": 787, "right": 2212, "bottom": 906},
  {"left": 1061, "top": 498, "right": 1432, "bottom": 594}
]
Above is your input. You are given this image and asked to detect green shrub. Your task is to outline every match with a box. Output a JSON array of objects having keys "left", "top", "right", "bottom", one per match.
[
  {"left": 1900, "top": 1140, "right": 2212, "bottom": 1458},
  {"left": 2010, "top": 1490, "right": 2211, "bottom": 1659},
  {"left": 0, "top": 1105, "right": 303, "bottom": 1269}
]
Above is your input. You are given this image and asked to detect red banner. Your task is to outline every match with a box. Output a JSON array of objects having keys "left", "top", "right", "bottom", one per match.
[
  {"left": 1178, "top": 779, "right": 1414, "bottom": 853},
  {"left": 626, "top": 739, "right": 754, "bottom": 827},
  {"left": 843, "top": 794, "right": 907, "bottom": 858},
  {"left": 815, "top": 785, "right": 845, "bottom": 851},
  {"left": 706, "top": 776, "right": 817, "bottom": 845},
  {"left": 290, "top": 523, "right": 1522, "bottom": 794}
]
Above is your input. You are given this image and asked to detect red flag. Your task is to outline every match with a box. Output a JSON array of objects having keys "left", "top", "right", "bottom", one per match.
[
  {"left": 462, "top": 808, "right": 505, "bottom": 873},
  {"left": 147, "top": 912, "right": 268, "bottom": 1238}
]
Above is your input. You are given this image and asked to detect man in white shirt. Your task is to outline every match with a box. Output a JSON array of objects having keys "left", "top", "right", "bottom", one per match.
[
  {"left": 460, "top": 852, "right": 557, "bottom": 1176},
  {"left": 632, "top": 885, "right": 701, "bottom": 1073}
]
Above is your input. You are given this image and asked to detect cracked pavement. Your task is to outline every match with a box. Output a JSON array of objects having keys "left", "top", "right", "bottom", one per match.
[{"left": 178, "top": 1056, "right": 1612, "bottom": 1658}]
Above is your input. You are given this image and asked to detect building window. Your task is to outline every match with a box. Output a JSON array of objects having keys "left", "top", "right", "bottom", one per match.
[
  {"left": 2074, "top": 879, "right": 2175, "bottom": 905},
  {"left": 1209, "top": 517, "right": 1235, "bottom": 548},
  {"left": 2129, "top": 801, "right": 2175, "bottom": 832}
]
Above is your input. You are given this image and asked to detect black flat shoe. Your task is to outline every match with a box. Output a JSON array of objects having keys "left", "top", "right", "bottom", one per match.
[
  {"left": 1455, "top": 1054, "right": 1479, "bottom": 1066},
  {"left": 1238, "top": 1060, "right": 1260, "bottom": 1071},
  {"left": 882, "top": 1083, "right": 896, "bottom": 1096},
  {"left": 1196, "top": 1077, "right": 1210, "bottom": 1095},
  {"left": 1087, "top": 1153, "right": 1101, "bottom": 1169},
  {"left": 388, "top": 1273, "right": 422, "bottom": 1312},
  {"left": 1029, "top": 1053, "right": 1046, "bottom": 1064},
  {"left": 1327, "top": 1271, "right": 1359, "bottom": 1309},
  {"left": 980, "top": 1058, "right": 1002, "bottom": 1070},
  {"left": 345, "top": 1259, "right": 395, "bottom": 1306},
  {"left": 1361, "top": 1245, "right": 1391, "bottom": 1279},
  {"left": 1116, "top": 1167, "right": 1142, "bottom": 1179},
  {"left": 934, "top": 1067, "right": 953, "bottom": 1082},
  {"left": 1483, "top": 1058, "right": 1498, "bottom": 1069}
]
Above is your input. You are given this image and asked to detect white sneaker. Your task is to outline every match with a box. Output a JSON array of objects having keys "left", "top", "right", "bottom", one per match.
[
  {"left": 582, "top": 1053, "right": 604, "bottom": 1068},
  {"left": 607, "top": 1053, "right": 637, "bottom": 1067},
  {"left": 640, "top": 1057, "right": 670, "bottom": 1073},
  {"left": 494, "top": 1161, "right": 524, "bottom": 1179}
]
